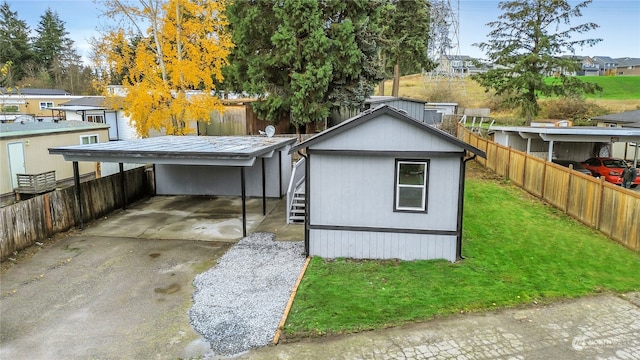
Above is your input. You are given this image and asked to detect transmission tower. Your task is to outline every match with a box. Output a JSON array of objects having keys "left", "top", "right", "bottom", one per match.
[{"left": 423, "top": 0, "right": 465, "bottom": 95}]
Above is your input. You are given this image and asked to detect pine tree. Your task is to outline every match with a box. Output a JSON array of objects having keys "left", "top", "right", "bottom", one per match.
[
  {"left": 380, "top": 0, "right": 433, "bottom": 97},
  {"left": 225, "top": 0, "right": 384, "bottom": 133},
  {"left": 472, "top": 0, "right": 602, "bottom": 123},
  {"left": 0, "top": 2, "right": 32, "bottom": 86},
  {"left": 33, "top": 8, "right": 73, "bottom": 84}
]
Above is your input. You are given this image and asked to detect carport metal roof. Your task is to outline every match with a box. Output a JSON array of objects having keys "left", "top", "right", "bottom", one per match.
[
  {"left": 49, "top": 135, "right": 297, "bottom": 237},
  {"left": 489, "top": 126, "right": 640, "bottom": 143},
  {"left": 489, "top": 126, "right": 640, "bottom": 162},
  {"left": 49, "top": 135, "right": 296, "bottom": 166}
]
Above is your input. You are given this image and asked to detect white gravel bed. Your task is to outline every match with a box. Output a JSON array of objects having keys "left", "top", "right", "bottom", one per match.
[{"left": 189, "top": 232, "right": 306, "bottom": 357}]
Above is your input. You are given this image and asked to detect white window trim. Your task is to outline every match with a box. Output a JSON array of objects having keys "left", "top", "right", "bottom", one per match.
[
  {"left": 80, "top": 134, "right": 99, "bottom": 145},
  {"left": 39, "top": 101, "right": 54, "bottom": 110},
  {"left": 86, "top": 114, "right": 105, "bottom": 123},
  {"left": 394, "top": 160, "right": 429, "bottom": 212}
]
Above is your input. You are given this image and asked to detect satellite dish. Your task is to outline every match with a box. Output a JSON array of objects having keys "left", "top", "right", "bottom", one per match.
[{"left": 265, "top": 125, "right": 276, "bottom": 137}]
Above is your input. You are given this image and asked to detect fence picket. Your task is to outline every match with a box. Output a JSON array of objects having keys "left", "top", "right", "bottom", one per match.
[{"left": 457, "top": 124, "right": 639, "bottom": 252}]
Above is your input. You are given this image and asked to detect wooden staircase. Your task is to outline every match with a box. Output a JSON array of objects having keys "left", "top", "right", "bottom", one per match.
[{"left": 289, "top": 185, "right": 305, "bottom": 224}]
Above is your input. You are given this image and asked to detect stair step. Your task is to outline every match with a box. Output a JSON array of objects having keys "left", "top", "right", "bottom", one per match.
[
  {"left": 289, "top": 215, "right": 305, "bottom": 221},
  {"left": 291, "top": 209, "right": 305, "bottom": 214}
]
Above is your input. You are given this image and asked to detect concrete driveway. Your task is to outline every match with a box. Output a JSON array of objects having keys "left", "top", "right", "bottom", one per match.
[{"left": 0, "top": 195, "right": 297, "bottom": 359}]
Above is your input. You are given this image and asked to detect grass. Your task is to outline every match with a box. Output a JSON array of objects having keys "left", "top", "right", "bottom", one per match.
[
  {"left": 282, "top": 168, "right": 640, "bottom": 339},
  {"left": 381, "top": 74, "right": 640, "bottom": 117},
  {"left": 546, "top": 76, "right": 640, "bottom": 100}
]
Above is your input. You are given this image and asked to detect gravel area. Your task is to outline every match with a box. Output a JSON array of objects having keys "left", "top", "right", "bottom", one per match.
[{"left": 189, "top": 232, "right": 306, "bottom": 357}]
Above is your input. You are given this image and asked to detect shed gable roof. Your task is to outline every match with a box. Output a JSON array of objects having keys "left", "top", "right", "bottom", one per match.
[{"left": 290, "top": 105, "right": 486, "bottom": 158}]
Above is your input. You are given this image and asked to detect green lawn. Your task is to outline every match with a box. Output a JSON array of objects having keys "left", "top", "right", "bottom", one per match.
[
  {"left": 283, "top": 175, "right": 640, "bottom": 339},
  {"left": 545, "top": 76, "right": 640, "bottom": 100}
]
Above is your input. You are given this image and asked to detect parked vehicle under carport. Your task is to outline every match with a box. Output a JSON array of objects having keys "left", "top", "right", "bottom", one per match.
[
  {"left": 551, "top": 159, "right": 592, "bottom": 176},
  {"left": 581, "top": 157, "right": 640, "bottom": 188}
]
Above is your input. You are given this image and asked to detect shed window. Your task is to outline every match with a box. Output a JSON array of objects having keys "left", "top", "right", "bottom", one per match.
[
  {"left": 81, "top": 134, "right": 98, "bottom": 144},
  {"left": 395, "top": 160, "right": 429, "bottom": 212}
]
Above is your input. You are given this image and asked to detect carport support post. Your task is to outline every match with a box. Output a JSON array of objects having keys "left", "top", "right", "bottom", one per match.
[
  {"left": 547, "top": 140, "right": 555, "bottom": 162},
  {"left": 262, "top": 157, "right": 266, "bottom": 216},
  {"left": 119, "top": 162, "right": 127, "bottom": 210},
  {"left": 241, "top": 167, "right": 247, "bottom": 237},
  {"left": 73, "top": 161, "right": 84, "bottom": 230}
]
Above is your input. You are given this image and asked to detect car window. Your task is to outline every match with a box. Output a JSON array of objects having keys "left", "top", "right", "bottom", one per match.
[{"left": 603, "top": 159, "right": 626, "bottom": 168}]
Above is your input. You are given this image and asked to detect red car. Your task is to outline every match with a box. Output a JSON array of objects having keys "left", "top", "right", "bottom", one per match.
[{"left": 581, "top": 157, "right": 640, "bottom": 187}]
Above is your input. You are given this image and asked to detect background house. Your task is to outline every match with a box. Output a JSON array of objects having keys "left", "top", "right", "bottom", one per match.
[
  {"left": 0, "top": 121, "right": 109, "bottom": 205},
  {"left": 615, "top": 58, "right": 640, "bottom": 76},
  {"left": 53, "top": 96, "right": 138, "bottom": 141},
  {"left": 436, "top": 55, "right": 489, "bottom": 75},
  {"left": 590, "top": 56, "right": 618, "bottom": 76},
  {"left": 290, "top": 105, "right": 485, "bottom": 262},
  {"left": 0, "top": 88, "right": 81, "bottom": 122}
]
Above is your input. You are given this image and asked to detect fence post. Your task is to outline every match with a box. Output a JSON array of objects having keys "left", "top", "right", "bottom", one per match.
[
  {"left": 506, "top": 147, "right": 512, "bottom": 180},
  {"left": 564, "top": 166, "right": 572, "bottom": 213},
  {"left": 540, "top": 158, "right": 548, "bottom": 200},
  {"left": 595, "top": 176, "right": 606, "bottom": 230},
  {"left": 44, "top": 193, "right": 53, "bottom": 236}
]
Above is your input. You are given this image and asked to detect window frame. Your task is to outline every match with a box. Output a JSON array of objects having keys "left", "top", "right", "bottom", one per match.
[
  {"left": 39, "top": 101, "right": 54, "bottom": 110},
  {"left": 80, "top": 134, "right": 99, "bottom": 145},
  {"left": 393, "top": 159, "right": 429, "bottom": 213},
  {"left": 86, "top": 114, "right": 105, "bottom": 123}
]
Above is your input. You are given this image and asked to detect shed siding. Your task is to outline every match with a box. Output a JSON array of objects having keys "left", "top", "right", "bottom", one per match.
[
  {"left": 309, "top": 154, "right": 460, "bottom": 230},
  {"left": 371, "top": 99, "right": 424, "bottom": 122},
  {"left": 309, "top": 229, "right": 457, "bottom": 261},
  {"left": 312, "top": 114, "right": 462, "bottom": 152},
  {"left": 155, "top": 149, "right": 289, "bottom": 197}
]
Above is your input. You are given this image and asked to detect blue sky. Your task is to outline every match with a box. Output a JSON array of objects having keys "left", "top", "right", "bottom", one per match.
[{"left": 5, "top": 0, "right": 640, "bottom": 64}]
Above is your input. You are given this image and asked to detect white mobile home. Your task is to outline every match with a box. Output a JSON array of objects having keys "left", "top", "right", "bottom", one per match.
[{"left": 290, "top": 105, "right": 485, "bottom": 261}]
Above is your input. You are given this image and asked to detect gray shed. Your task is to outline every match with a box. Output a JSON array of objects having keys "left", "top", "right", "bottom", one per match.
[{"left": 290, "top": 105, "right": 486, "bottom": 261}]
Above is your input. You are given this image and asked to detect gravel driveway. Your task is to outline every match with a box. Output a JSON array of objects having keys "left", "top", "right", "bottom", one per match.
[{"left": 190, "top": 233, "right": 306, "bottom": 357}]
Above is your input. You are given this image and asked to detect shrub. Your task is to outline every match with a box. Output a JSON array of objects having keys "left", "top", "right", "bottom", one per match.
[{"left": 540, "top": 97, "right": 607, "bottom": 125}]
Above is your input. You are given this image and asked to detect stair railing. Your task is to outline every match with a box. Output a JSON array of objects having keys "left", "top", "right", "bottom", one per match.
[{"left": 286, "top": 157, "right": 306, "bottom": 224}]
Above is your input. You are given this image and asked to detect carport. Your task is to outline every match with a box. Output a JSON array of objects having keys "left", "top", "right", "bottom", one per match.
[
  {"left": 49, "top": 135, "right": 296, "bottom": 236},
  {"left": 489, "top": 126, "right": 640, "bottom": 166}
]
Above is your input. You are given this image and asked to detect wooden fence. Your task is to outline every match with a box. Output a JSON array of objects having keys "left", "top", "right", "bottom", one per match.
[
  {"left": 0, "top": 167, "right": 149, "bottom": 261},
  {"left": 458, "top": 124, "right": 640, "bottom": 252}
]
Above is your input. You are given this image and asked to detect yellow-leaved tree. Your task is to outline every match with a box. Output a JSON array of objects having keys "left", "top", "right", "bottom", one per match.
[{"left": 92, "top": 0, "right": 233, "bottom": 136}]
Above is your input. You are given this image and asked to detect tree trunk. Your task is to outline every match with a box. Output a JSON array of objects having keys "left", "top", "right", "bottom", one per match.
[
  {"left": 392, "top": 62, "right": 400, "bottom": 97},
  {"left": 305, "top": 121, "right": 316, "bottom": 134}
]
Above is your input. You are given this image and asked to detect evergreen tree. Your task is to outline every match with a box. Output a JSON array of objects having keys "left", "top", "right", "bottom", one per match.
[
  {"left": 225, "top": 0, "right": 384, "bottom": 132},
  {"left": 380, "top": 0, "right": 433, "bottom": 97},
  {"left": 0, "top": 2, "right": 32, "bottom": 86},
  {"left": 33, "top": 8, "right": 75, "bottom": 87},
  {"left": 472, "top": 0, "right": 602, "bottom": 123}
]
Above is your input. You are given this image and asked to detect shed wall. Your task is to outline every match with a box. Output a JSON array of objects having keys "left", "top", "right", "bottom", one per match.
[
  {"left": 309, "top": 229, "right": 457, "bottom": 261},
  {"left": 313, "top": 114, "right": 462, "bottom": 152},
  {"left": 309, "top": 154, "right": 460, "bottom": 230},
  {"left": 155, "top": 149, "right": 290, "bottom": 197}
]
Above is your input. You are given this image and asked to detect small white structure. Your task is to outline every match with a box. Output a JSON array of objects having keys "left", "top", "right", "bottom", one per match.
[{"left": 290, "top": 105, "right": 485, "bottom": 262}]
